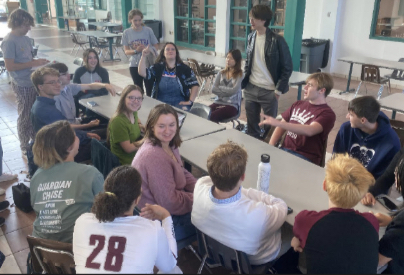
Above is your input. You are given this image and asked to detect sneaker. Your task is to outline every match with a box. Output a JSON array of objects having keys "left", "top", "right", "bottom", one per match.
[
  {"left": 0, "top": 173, "right": 18, "bottom": 183},
  {"left": 0, "top": 217, "right": 4, "bottom": 227},
  {"left": 0, "top": 188, "right": 4, "bottom": 196},
  {"left": 0, "top": 201, "right": 9, "bottom": 212}
]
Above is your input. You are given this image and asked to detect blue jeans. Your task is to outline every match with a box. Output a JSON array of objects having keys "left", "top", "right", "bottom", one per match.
[
  {"left": 281, "top": 147, "right": 312, "bottom": 163},
  {"left": 157, "top": 76, "right": 191, "bottom": 111}
]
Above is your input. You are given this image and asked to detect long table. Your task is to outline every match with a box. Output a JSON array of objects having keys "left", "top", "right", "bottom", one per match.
[
  {"left": 79, "top": 95, "right": 226, "bottom": 141},
  {"left": 73, "top": 31, "right": 122, "bottom": 62},
  {"left": 378, "top": 93, "right": 404, "bottom": 119},
  {"left": 180, "top": 128, "right": 390, "bottom": 226},
  {"left": 88, "top": 22, "right": 121, "bottom": 33},
  {"left": 338, "top": 56, "right": 404, "bottom": 94}
]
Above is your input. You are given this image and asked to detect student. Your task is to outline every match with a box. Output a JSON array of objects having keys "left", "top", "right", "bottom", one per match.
[
  {"left": 122, "top": 9, "right": 158, "bottom": 97},
  {"left": 242, "top": 4, "right": 293, "bottom": 139},
  {"left": 107, "top": 85, "right": 145, "bottom": 165},
  {"left": 30, "top": 121, "right": 104, "bottom": 243},
  {"left": 260, "top": 72, "right": 336, "bottom": 166},
  {"left": 50, "top": 62, "right": 113, "bottom": 129},
  {"left": 333, "top": 96, "right": 401, "bottom": 179},
  {"left": 292, "top": 154, "right": 379, "bottom": 274},
  {"left": 373, "top": 155, "right": 404, "bottom": 274},
  {"left": 1, "top": 9, "right": 49, "bottom": 152},
  {"left": 73, "top": 49, "right": 110, "bottom": 98},
  {"left": 30, "top": 67, "right": 109, "bottom": 162},
  {"left": 362, "top": 146, "right": 404, "bottom": 206},
  {"left": 132, "top": 104, "right": 196, "bottom": 241},
  {"left": 73, "top": 166, "right": 178, "bottom": 273},
  {"left": 191, "top": 141, "right": 287, "bottom": 265},
  {"left": 138, "top": 42, "right": 199, "bottom": 111},
  {"left": 209, "top": 49, "right": 243, "bottom": 123}
]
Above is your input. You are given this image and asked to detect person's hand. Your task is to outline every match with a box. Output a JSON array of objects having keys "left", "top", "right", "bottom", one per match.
[
  {"left": 32, "top": 58, "right": 50, "bottom": 67},
  {"left": 87, "top": 119, "right": 100, "bottom": 128},
  {"left": 136, "top": 44, "right": 146, "bottom": 53},
  {"left": 369, "top": 211, "right": 393, "bottom": 227},
  {"left": 275, "top": 94, "right": 280, "bottom": 101},
  {"left": 140, "top": 203, "right": 170, "bottom": 221},
  {"left": 105, "top": 84, "right": 116, "bottom": 96},
  {"left": 361, "top": 192, "right": 376, "bottom": 206},
  {"left": 141, "top": 44, "right": 151, "bottom": 55},
  {"left": 179, "top": 101, "right": 192, "bottom": 106},
  {"left": 139, "top": 123, "right": 146, "bottom": 133},
  {"left": 291, "top": 237, "right": 303, "bottom": 253},
  {"left": 259, "top": 114, "right": 280, "bottom": 127},
  {"left": 86, "top": 132, "right": 101, "bottom": 140}
]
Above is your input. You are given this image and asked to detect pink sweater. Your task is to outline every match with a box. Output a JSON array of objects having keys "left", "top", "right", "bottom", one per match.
[{"left": 132, "top": 140, "right": 196, "bottom": 215}]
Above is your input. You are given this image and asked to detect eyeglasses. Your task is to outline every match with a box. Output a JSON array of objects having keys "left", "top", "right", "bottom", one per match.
[
  {"left": 128, "top": 96, "right": 143, "bottom": 102},
  {"left": 60, "top": 72, "right": 69, "bottom": 76},
  {"left": 43, "top": 80, "right": 62, "bottom": 86}
]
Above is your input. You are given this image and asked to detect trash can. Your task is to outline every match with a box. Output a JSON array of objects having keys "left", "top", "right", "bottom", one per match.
[
  {"left": 144, "top": 20, "right": 162, "bottom": 42},
  {"left": 300, "top": 38, "right": 329, "bottom": 73}
]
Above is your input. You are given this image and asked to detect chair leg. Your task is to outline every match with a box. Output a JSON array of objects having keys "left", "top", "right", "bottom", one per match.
[
  {"left": 198, "top": 254, "right": 208, "bottom": 274},
  {"left": 388, "top": 79, "right": 391, "bottom": 94},
  {"left": 70, "top": 44, "right": 77, "bottom": 55},
  {"left": 354, "top": 81, "right": 362, "bottom": 98},
  {"left": 377, "top": 84, "right": 384, "bottom": 100}
]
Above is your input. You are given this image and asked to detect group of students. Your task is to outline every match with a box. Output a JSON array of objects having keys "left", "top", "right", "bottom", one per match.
[{"left": 0, "top": 5, "right": 404, "bottom": 275}]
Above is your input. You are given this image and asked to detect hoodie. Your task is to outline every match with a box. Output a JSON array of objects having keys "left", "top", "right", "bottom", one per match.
[
  {"left": 73, "top": 66, "right": 110, "bottom": 96},
  {"left": 333, "top": 111, "right": 400, "bottom": 179}
]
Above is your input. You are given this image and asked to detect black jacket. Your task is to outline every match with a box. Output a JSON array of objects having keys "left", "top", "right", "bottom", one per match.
[{"left": 242, "top": 28, "right": 293, "bottom": 94}]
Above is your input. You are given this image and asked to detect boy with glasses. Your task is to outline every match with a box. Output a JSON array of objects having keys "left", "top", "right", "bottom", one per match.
[{"left": 1, "top": 9, "right": 50, "bottom": 154}]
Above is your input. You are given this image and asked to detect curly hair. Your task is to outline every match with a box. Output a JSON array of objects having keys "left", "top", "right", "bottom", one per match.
[
  {"left": 8, "top": 9, "right": 34, "bottom": 29},
  {"left": 92, "top": 166, "right": 142, "bottom": 222}
]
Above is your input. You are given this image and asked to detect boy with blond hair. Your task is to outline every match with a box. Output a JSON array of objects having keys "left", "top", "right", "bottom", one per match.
[
  {"left": 260, "top": 72, "right": 336, "bottom": 166},
  {"left": 292, "top": 154, "right": 379, "bottom": 273},
  {"left": 192, "top": 141, "right": 288, "bottom": 265}
]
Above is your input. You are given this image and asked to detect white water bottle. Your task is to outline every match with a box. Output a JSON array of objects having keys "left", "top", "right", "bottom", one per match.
[{"left": 257, "top": 154, "right": 271, "bottom": 193}]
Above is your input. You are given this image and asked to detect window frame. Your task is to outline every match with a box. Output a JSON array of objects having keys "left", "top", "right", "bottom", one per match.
[
  {"left": 369, "top": 0, "right": 404, "bottom": 43},
  {"left": 94, "top": 0, "right": 107, "bottom": 11}
]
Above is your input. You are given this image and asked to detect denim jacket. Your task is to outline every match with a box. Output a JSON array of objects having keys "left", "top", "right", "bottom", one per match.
[
  {"left": 242, "top": 28, "right": 293, "bottom": 94},
  {"left": 145, "top": 62, "right": 199, "bottom": 100}
]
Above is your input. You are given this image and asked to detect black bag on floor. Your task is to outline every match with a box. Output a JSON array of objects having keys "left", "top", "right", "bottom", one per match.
[{"left": 12, "top": 183, "right": 33, "bottom": 213}]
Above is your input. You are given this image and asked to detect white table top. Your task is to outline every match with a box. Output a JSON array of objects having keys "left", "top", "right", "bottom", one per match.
[
  {"left": 74, "top": 30, "right": 121, "bottom": 38},
  {"left": 79, "top": 95, "right": 226, "bottom": 141},
  {"left": 180, "top": 128, "right": 389, "bottom": 225},
  {"left": 289, "top": 71, "right": 310, "bottom": 85},
  {"left": 339, "top": 56, "right": 404, "bottom": 71},
  {"left": 379, "top": 93, "right": 404, "bottom": 112},
  {"left": 88, "top": 22, "right": 121, "bottom": 27}
]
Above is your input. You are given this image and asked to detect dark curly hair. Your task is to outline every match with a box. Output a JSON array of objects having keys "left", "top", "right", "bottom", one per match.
[{"left": 91, "top": 166, "right": 142, "bottom": 222}]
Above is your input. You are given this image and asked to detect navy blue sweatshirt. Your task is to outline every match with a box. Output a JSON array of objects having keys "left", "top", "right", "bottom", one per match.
[{"left": 333, "top": 111, "right": 401, "bottom": 179}]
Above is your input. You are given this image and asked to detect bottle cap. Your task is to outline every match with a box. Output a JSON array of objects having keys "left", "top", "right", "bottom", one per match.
[{"left": 261, "top": 154, "right": 270, "bottom": 163}]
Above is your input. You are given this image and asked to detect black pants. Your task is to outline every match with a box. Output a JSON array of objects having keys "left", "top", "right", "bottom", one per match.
[{"left": 130, "top": 67, "right": 153, "bottom": 97}]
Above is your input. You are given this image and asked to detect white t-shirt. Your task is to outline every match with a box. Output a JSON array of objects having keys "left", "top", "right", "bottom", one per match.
[
  {"left": 249, "top": 33, "right": 276, "bottom": 90},
  {"left": 191, "top": 176, "right": 287, "bottom": 265},
  {"left": 73, "top": 213, "right": 177, "bottom": 274}
]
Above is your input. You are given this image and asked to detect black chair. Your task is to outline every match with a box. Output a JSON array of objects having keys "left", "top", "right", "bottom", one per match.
[
  {"left": 89, "top": 36, "right": 109, "bottom": 59},
  {"left": 385, "top": 58, "right": 404, "bottom": 82},
  {"left": 196, "top": 228, "right": 274, "bottom": 274},
  {"left": 70, "top": 33, "right": 88, "bottom": 56},
  {"left": 217, "top": 96, "right": 242, "bottom": 129},
  {"left": 189, "top": 102, "right": 211, "bottom": 120}
]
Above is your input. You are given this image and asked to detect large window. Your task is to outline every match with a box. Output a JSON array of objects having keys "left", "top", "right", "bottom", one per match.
[
  {"left": 370, "top": 0, "right": 404, "bottom": 42},
  {"left": 175, "top": 0, "right": 216, "bottom": 50},
  {"left": 94, "top": 0, "right": 107, "bottom": 10},
  {"left": 133, "top": 0, "right": 155, "bottom": 20},
  {"left": 230, "top": 0, "right": 286, "bottom": 54}
]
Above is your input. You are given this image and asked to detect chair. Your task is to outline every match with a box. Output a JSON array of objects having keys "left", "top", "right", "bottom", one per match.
[
  {"left": 74, "top": 57, "right": 83, "bottom": 66},
  {"left": 70, "top": 33, "right": 88, "bottom": 56},
  {"left": 190, "top": 102, "right": 211, "bottom": 120},
  {"left": 196, "top": 228, "right": 274, "bottom": 274},
  {"left": 385, "top": 58, "right": 404, "bottom": 82},
  {"left": 91, "top": 139, "right": 120, "bottom": 178},
  {"left": 77, "top": 22, "right": 86, "bottom": 31},
  {"left": 217, "top": 96, "right": 242, "bottom": 129},
  {"left": 390, "top": 119, "right": 404, "bottom": 147},
  {"left": 100, "top": 11, "right": 112, "bottom": 22},
  {"left": 89, "top": 36, "right": 110, "bottom": 59},
  {"left": 112, "top": 36, "right": 128, "bottom": 60},
  {"left": 354, "top": 64, "right": 391, "bottom": 100},
  {"left": 27, "top": 235, "right": 75, "bottom": 274},
  {"left": 187, "top": 58, "right": 217, "bottom": 98}
]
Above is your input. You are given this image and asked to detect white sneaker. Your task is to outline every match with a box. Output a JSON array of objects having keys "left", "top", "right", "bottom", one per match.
[{"left": 0, "top": 173, "right": 18, "bottom": 183}]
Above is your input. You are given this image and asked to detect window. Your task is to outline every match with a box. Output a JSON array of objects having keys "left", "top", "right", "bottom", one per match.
[
  {"left": 94, "top": 0, "right": 107, "bottom": 10},
  {"left": 133, "top": 0, "right": 155, "bottom": 20},
  {"left": 174, "top": 0, "right": 216, "bottom": 50},
  {"left": 370, "top": 0, "right": 404, "bottom": 42},
  {"left": 229, "top": 0, "right": 286, "bottom": 55}
]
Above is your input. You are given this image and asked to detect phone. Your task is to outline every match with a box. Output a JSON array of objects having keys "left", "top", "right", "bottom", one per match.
[
  {"left": 376, "top": 195, "right": 398, "bottom": 212},
  {"left": 87, "top": 101, "right": 98, "bottom": 107},
  {"left": 287, "top": 206, "right": 293, "bottom": 215}
]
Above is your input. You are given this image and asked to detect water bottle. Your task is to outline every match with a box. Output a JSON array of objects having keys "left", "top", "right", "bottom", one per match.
[{"left": 257, "top": 154, "right": 271, "bottom": 193}]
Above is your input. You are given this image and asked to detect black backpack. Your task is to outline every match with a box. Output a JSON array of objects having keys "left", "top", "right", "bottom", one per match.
[{"left": 12, "top": 183, "right": 33, "bottom": 213}]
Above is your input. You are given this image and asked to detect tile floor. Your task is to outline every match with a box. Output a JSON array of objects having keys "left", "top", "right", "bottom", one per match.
[{"left": 0, "top": 22, "right": 403, "bottom": 274}]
